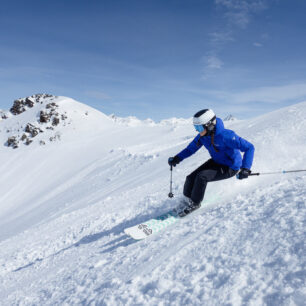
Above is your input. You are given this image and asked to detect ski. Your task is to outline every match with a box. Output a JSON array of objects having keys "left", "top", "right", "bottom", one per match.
[
  {"left": 124, "top": 196, "right": 218, "bottom": 240},
  {"left": 124, "top": 209, "right": 178, "bottom": 240}
]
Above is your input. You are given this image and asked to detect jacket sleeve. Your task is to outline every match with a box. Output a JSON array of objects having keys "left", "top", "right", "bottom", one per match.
[
  {"left": 177, "top": 135, "right": 202, "bottom": 162},
  {"left": 224, "top": 132, "right": 255, "bottom": 170}
]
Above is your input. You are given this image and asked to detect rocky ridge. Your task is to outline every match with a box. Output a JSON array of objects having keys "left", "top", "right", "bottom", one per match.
[{"left": 1, "top": 94, "right": 69, "bottom": 149}]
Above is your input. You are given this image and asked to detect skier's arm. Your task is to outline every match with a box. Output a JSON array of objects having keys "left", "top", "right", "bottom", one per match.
[
  {"left": 224, "top": 132, "right": 255, "bottom": 170},
  {"left": 176, "top": 135, "right": 202, "bottom": 162}
]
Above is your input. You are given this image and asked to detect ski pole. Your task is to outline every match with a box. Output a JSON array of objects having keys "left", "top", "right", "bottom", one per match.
[
  {"left": 250, "top": 169, "right": 306, "bottom": 176},
  {"left": 168, "top": 165, "right": 174, "bottom": 198}
]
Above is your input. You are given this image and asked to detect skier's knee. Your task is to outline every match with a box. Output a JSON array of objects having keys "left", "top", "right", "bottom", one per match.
[
  {"left": 185, "top": 174, "right": 194, "bottom": 185},
  {"left": 186, "top": 173, "right": 193, "bottom": 180},
  {"left": 196, "top": 173, "right": 208, "bottom": 183}
]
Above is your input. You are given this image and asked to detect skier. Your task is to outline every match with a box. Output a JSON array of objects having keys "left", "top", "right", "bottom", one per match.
[{"left": 168, "top": 109, "right": 255, "bottom": 216}]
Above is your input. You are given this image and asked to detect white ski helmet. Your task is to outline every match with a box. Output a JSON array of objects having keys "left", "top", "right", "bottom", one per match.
[{"left": 193, "top": 109, "right": 216, "bottom": 132}]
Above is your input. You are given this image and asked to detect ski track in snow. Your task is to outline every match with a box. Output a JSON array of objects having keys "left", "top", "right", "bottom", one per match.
[{"left": 0, "top": 98, "right": 306, "bottom": 305}]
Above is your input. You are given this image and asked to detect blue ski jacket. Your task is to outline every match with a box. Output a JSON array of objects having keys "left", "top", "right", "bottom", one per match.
[{"left": 177, "top": 118, "right": 254, "bottom": 170}]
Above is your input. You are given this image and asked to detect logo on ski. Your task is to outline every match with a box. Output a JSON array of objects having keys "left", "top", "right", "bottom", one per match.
[{"left": 138, "top": 224, "right": 153, "bottom": 236}]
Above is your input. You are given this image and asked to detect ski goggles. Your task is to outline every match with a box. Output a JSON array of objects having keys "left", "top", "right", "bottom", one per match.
[{"left": 194, "top": 124, "right": 205, "bottom": 133}]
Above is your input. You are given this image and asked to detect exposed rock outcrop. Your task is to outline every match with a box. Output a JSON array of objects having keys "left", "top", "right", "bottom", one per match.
[
  {"left": 7, "top": 136, "right": 19, "bottom": 149},
  {"left": 10, "top": 94, "right": 56, "bottom": 115},
  {"left": 4, "top": 94, "right": 68, "bottom": 148},
  {"left": 25, "top": 123, "right": 43, "bottom": 137}
]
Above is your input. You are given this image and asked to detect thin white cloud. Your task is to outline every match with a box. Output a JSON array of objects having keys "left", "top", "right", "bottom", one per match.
[
  {"left": 209, "top": 31, "right": 235, "bottom": 45},
  {"left": 85, "top": 90, "right": 112, "bottom": 100},
  {"left": 253, "top": 42, "right": 263, "bottom": 47},
  {"left": 230, "top": 83, "right": 306, "bottom": 104},
  {"left": 215, "top": 0, "right": 267, "bottom": 28},
  {"left": 205, "top": 55, "right": 224, "bottom": 69},
  {"left": 225, "top": 11, "right": 250, "bottom": 28},
  {"left": 202, "top": 55, "right": 224, "bottom": 80},
  {"left": 180, "top": 82, "right": 306, "bottom": 106},
  {"left": 202, "top": 0, "right": 268, "bottom": 78}
]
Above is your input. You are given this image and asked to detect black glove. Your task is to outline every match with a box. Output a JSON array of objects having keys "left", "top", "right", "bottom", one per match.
[
  {"left": 168, "top": 155, "right": 181, "bottom": 167},
  {"left": 237, "top": 168, "right": 251, "bottom": 180}
]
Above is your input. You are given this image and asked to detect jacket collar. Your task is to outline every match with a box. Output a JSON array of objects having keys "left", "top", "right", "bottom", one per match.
[{"left": 214, "top": 117, "right": 224, "bottom": 136}]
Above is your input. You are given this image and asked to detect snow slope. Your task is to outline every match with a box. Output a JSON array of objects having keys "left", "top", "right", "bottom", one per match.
[{"left": 0, "top": 98, "right": 305, "bottom": 305}]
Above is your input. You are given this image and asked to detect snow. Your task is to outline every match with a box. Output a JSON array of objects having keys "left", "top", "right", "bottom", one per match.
[{"left": 0, "top": 96, "right": 305, "bottom": 305}]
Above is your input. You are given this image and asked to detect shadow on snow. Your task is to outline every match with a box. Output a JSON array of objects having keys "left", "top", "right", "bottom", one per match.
[{"left": 12, "top": 207, "right": 170, "bottom": 272}]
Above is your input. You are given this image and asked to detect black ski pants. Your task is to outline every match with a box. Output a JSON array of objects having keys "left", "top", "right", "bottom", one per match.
[{"left": 183, "top": 159, "right": 238, "bottom": 204}]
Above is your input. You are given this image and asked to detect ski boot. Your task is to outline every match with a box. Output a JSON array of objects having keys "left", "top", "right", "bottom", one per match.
[
  {"left": 178, "top": 199, "right": 201, "bottom": 217},
  {"left": 173, "top": 197, "right": 190, "bottom": 215}
]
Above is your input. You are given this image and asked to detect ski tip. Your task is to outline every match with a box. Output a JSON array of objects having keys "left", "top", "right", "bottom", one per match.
[{"left": 124, "top": 228, "right": 148, "bottom": 240}]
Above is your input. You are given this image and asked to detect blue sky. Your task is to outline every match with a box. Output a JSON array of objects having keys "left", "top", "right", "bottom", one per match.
[{"left": 1, "top": 0, "right": 306, "bottom": 120}]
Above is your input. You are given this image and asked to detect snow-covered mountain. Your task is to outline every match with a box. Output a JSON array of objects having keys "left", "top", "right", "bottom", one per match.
[
  {"left": 0, "top": 94, "right": 114, "bottom": 149},
  {"left": 0, "top": 97, "right": 305, "bottom": 305},
  {"left": 108, "top": 114, "right": 191, "bottom": 127},
  {"left": 223, "top": 114, "right": 238, "bottom": 122},
  {"left": 109, "top": 114, "right": 156, "bottom": 126}
]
